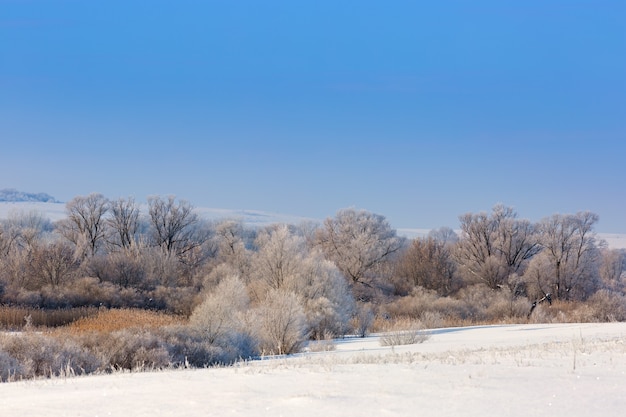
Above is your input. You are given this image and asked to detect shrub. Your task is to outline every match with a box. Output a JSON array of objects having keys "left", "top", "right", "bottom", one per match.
[
  {"left": 0, "top": 350, "right": 23, "bottom": 382},
  {"left": 254, "top": 289, "right": 307, "bottom": 355},
  {"left": 352, "top": 302, "right": 375, "bottom": 337},
  {"left": 157, "top": 325, "right": 254, "bottom": 367},
  {"left": 98, "top": 329, "right": 170, "bottom": 371},
  {"left": 188, "top": 276, "right": 258, "bottom": 363},
  {"left": 296, "top": 256, "right": 355, "bottom": 340},
  {"left": 380, "top": 320, "right": 430, "bottom": 347},
  {"left": 419, "top": 311, "right": 444, "bottom": 329},
  {"left": 587, "top": 290, "right": 626, "bottom": 322},
  {"left": 306, "top": 338, "right": 337, "bottom": 352},
  {"left": 150, "top": 285, "right": 200, "bottom": 316},
  {"left": 527, "top": 303, "right": 554, "bottom": 324},
  {"left": 385, "top": 287, "right": 439, "bottom": 319},
  {"left": 0, "top": 332, "right": 101, "bottom": 379},
  {"left": 189, "top": 275, "right": 249, "bottom": 345}
]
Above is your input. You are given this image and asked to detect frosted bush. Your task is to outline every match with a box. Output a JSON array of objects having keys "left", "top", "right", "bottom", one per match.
[
  {"left": 298, "top": 256, "right": 355, "bottom": 339},
  {"left": 353, "top": 303, "right": 375, "bottom": 338},
  {"left": 254, "top": 289, "right": 307, "bottom": 355},
  {"left": 419, "top": 311, "right": 444, "bottom": 329},
  {"left": 0, "top": 332, "right": 101, "bottom": 379},
  {"left": 380, "top": 325, "right": 430, "bottom": 346},
  {"left": 0, "top": 350, "right": 23, "bottom": 381},
  {"left": 101, "top": 329, "right": 170, "bottom": 371},
  {"left": 587, "top": 290, "right": 626, "bottom": 322},
  {"left": 190, "top": 275, "right": 250, "bottom": 345}
]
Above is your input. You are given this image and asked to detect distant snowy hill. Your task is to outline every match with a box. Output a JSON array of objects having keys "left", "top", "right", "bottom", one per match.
[
  {"left": 0, "top": 201, "right": 316, "bottom": 227},
  {"left": 0, "top": 189, "right": 59, "bottom": 203},
  {"left": 0, "top": 201, "right": 68, "bottom": 221},
  {"left": 0, "top": 201, "right": 624, "bottom": 249}
]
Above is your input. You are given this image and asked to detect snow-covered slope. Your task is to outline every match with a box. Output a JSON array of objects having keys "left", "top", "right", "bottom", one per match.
[
  {"left": 0, "top": 201, "right": 68, "bottom": 222},
  {"left": 1, "top": 323, "right": 625, "bottom": 417},
  {"left": 0, "top": 201, "right": 314, "bottom": 226}
]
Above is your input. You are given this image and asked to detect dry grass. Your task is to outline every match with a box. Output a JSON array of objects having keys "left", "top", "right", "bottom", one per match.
[
  {"left": 0, "top": 306, "right": 99, "bottom": 330},
  {"left": 62, "top": 308, "right": 186, "bottom": 334}
]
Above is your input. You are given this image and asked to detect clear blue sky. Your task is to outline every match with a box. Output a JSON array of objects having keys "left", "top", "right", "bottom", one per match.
[{"left": 1, "top": 1, "right": 625, "bottom": 232}]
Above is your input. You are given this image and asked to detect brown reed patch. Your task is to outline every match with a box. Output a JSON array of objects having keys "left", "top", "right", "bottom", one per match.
[
  {"left": 64, "top": 308, "right": 186, "bottom": 334},
  {"left": 0, "top": 306, "right": 99, "bottom": 330}
]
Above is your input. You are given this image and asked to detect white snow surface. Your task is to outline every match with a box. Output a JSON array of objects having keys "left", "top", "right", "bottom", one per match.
[
  {"left": 1, "top": 322, "right": 626, "bottom": 417},
  {"left": 1, "top": 201, "right": 625, "bottom": 249}
]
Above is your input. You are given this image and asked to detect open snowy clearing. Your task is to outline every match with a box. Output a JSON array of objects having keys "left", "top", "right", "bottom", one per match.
[{"left": 1, "top": 323, "right": 625, "bottom": 417}]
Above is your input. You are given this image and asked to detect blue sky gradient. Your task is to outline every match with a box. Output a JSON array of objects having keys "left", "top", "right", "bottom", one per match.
[{"left": 1, "top": 1, "right": 625, "bottom": 231}]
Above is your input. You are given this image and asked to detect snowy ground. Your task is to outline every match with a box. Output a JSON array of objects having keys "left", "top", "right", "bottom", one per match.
[{"left": 1, "top": 322, "right": 625, "bottom": 417}]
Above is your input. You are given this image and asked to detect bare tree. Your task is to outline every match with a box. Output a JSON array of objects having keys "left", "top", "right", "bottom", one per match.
[
  {"left": 251, "top": 225, "right": 305, "bottom": 291},
  {"left": 147, "top": 195, "right": 202, "bottom": 257},
  {"left": 85, "top": 251, "right": 147, "bottom": 289},
  {"left": 57, "top": 193, "right": 110, "bottom": 258},
  {"left": 455, "top": 205, "right": 539, "bottom": 290},
  {"left": 598, "top": 248, "right": 625, "bottom": 293},
  {"left": 491, "top": 205, "right": 541, "bottom": 275},
  {"left": 107, "top": 197, "right": 140, "bottom": 250},
  {"left": 0, "top": 222, "right": 20, "bottom": 257},
  {"left": 535, "top": 211, "right": 600, "bottom": 300},
  {"left": 455, "top": 210, "right": 506, "bottom": 289},
  {"left": 27, "top": 241, "right": 78, "bottom": 288},
  {"left": 212, "top": 220, "right": 251, "bottom": 278},
  {"left": 395, "top": 237, "right": 457, "bottom": 296},
  {"left": 4, "top": 210, "right": 54, "bottom": 251},
  {"left": 0, "top": 242, "right": 30, "bottom": 288},
  {"left": 315, "top": 208, "right": 403, "bottom": 299},
  {"left": 428, "top": 227, "right": 459, "bottom": 246}
]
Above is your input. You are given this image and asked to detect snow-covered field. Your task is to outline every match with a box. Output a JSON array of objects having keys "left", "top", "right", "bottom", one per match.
[
  {"left": 1, "top": 201, "right": 625, "bottom": 249},
  {"left": 1, "top": 323, "right": 625, "bottom": 417}
]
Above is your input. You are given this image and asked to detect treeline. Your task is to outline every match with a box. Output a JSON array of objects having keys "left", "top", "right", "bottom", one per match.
[
  {"left": 0, "top": 195, "right": 625, "bottom": 325},
  {"left": 1, "top": 194, "right": 625, "bottom": 380}
]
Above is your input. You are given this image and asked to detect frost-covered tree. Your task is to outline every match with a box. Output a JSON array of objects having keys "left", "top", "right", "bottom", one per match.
[
  {"left": 190, "top": 275, "right": 250, "bottom": 345},
  {"left": 534, "top": 211, "right": 600, "bottom": 300},
  {"left": 27, "top": 241, "right": 78, "bottom": 288},
  {"left": 147, "top": 195, "right": 205, "bottom": 258},
  {"left": 248, "top": 225, "right": 355, "bottom": 338},
  {"left": 315, "top": 208, "right": 403, "bottom": 299},
  {"left": 292, "top": 251, "right": 355, "bottom": 339},
  {"left": 491, "top": 205, "right": 541, "bottom": 275},
  {"left": 251, "top": 225, "right": 306, "bottom": 291},
  {"left": 106, "top": 197, "right": 140, "bottom": 250},
  {"left": 598, "top": 248, "right": 625, "bottom": 293},
  {"left": 57, "top": 193, "right": 110, "bottom": 258},
  {"left": 4, "top": 210, "right": 54, "bottom": 251},
  {"left": 455, "top": 205, "right": 539, "bottom": 290},
  {"left": 456, "top": 209, "right": 506, "bottom": 289},
  {"left": 428, "top": 227, "right": 459, "bottom": 246},
  {"left": 212, "top": 220, "right": 251, "bottom": 277},
  {"left": 0, "top": 221, "right": 20, "bottom": 257},
  {"left": 255, "top": 289, "right": 307, "bottom": 355},
  {"left": 395, "top": 237, "right": 457, "bottom": 296}
]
